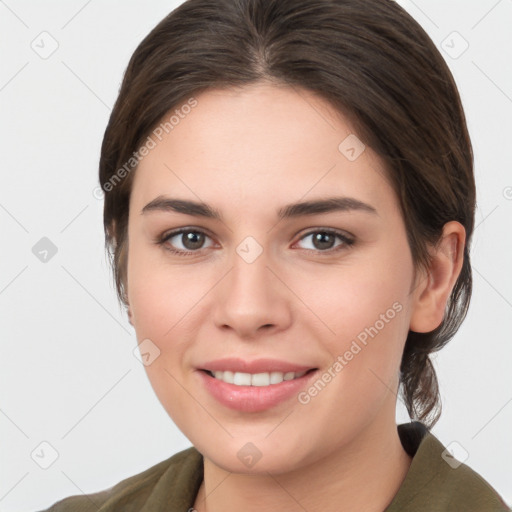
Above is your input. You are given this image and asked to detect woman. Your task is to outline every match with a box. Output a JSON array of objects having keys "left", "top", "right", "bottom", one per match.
[{"left": 41, "top": 0, "right": 510, "bottom": 510}]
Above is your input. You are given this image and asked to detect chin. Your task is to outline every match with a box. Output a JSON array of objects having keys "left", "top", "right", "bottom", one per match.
[{"left": 190, "top": 432, "right": 320, "bottom": 475}]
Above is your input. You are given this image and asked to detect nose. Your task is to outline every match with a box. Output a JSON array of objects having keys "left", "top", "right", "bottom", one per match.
[{"left": 212, "top": 245, "right": 293, "bottom": 340}]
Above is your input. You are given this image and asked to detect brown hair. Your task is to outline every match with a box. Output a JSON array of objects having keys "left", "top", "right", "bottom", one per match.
[{"left": 99, "top": 0, "right": 475, "bottom": 428}]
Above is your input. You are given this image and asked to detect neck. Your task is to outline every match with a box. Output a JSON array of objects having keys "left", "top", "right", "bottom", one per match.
[{"left": 193, "top": 418, "right": 412, "bottom": 512}]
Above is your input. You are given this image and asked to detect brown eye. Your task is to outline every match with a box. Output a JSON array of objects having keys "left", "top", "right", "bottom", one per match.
[
  {"left": 295, "top": 229, "right": 354, "bottom": 253},
  {"left": 159, "top": 229, "right": 214, "bottom": 255}
]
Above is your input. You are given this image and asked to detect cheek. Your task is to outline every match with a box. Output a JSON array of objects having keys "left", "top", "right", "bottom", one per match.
[
  {"left": 127, "top": 257, "right": 201, "bottom": 430},
  {"left": 296, "top": 258, "right": 411, "bottom": 343},
  {"left": 127, "top": 240, "right": 206, "bottom": 335},
  {"left": 297, "top": 255, "right": 412, "bottom": 396}
]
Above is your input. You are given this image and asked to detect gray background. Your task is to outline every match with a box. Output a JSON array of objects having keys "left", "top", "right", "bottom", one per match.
[{"left": 0, "top": 0, "right": 511, "bottom": 510}]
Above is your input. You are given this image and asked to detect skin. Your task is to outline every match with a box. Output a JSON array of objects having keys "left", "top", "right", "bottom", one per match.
[{"left": 125, "top": 82, "right": 465, "bottom": 512}]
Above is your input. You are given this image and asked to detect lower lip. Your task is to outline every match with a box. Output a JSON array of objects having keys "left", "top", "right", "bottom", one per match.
[{"left": 198, "top": 370, "right": 317, "bottom": 412}]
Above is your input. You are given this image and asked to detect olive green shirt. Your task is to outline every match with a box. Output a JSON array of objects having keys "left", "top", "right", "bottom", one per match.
[{"left": 39, "top": 422, "right": 510, "bottom": 511}]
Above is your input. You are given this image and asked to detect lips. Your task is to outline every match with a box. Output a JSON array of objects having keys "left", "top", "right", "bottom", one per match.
[{"left": 197, "top": 358, "right": 318, "bottom": 412}]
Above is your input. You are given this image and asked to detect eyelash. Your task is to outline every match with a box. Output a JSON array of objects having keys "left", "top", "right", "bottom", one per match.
[{"left": 156, "top": 227, "right": 355, "bottom": 257}]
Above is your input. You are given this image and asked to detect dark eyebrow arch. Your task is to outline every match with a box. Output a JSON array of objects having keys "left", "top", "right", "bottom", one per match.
[
  {"left": 278, "top": 197, "right": 378, "bottom": 218},
  {"left": 141, "top": 195, "right": 378, "bottom": 220}
]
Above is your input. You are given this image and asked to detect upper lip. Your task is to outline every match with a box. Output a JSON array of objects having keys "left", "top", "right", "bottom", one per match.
[{"left": 199, "top": 358, "right": 316, "bottom": 374}]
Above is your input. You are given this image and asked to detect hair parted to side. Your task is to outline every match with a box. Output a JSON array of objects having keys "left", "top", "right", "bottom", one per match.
[{"left": 99, "top": 0, "right": 475, "bottom": 428}]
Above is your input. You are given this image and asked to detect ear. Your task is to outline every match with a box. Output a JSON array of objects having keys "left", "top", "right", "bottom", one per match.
[
  {"left": 127, "top": 304, "right": 134, "bottom": 327},
  {"left": 409, "top": 221, "right": 466, "bottom": 333}
]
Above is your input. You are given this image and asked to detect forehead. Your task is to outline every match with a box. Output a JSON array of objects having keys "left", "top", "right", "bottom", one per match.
[{"left": 130, "top": 84, "right": 396, "bottom": 219}]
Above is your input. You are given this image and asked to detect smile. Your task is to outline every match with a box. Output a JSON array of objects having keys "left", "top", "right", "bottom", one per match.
[{"left": 205, "top": 370, "right": 310, "bottom": 386}]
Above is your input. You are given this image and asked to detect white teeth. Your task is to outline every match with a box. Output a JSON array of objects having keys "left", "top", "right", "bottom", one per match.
[
  {"left": 251, "top": 373, "right": 270, "bottom": 386},
  {"left": 222, "top": 370, "right": 234, "bottom": 384},
  {"left": 210, "top": 370, "right": 308, "bottom": 386},
  {"left": 270, "top": 371, "right": 284, "bottom": 384},
  {"left": 233, "top": 372, "right": 252, "bottom": 386}
]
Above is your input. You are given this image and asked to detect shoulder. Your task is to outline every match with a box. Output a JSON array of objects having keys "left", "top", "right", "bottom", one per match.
[
  {"left": 424, "top": 433, "right": 509, "bottom": 511},
  {"left": 37, "top": 446, "right": 203, "bottom": 512},
  {"left": 388, "top": 423, "right": 510, "bottom": 511}
]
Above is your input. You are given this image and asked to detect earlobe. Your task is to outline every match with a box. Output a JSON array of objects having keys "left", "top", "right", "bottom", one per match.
[
  {"left": 127, "top": 305, "right": 134, "bottom": 327},
  {"left": 409, "top": 221, "right": 466, "bottom": 333}
]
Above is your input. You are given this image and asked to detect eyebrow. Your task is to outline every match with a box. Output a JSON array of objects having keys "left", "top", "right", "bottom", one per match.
[{"left": 141, "top": 195, "right": 378, "bottom": 220}]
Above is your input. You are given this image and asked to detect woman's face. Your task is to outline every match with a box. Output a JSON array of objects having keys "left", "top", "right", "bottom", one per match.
[{"left": 126, "top": 83, "right": 425, "bottom": 473}]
